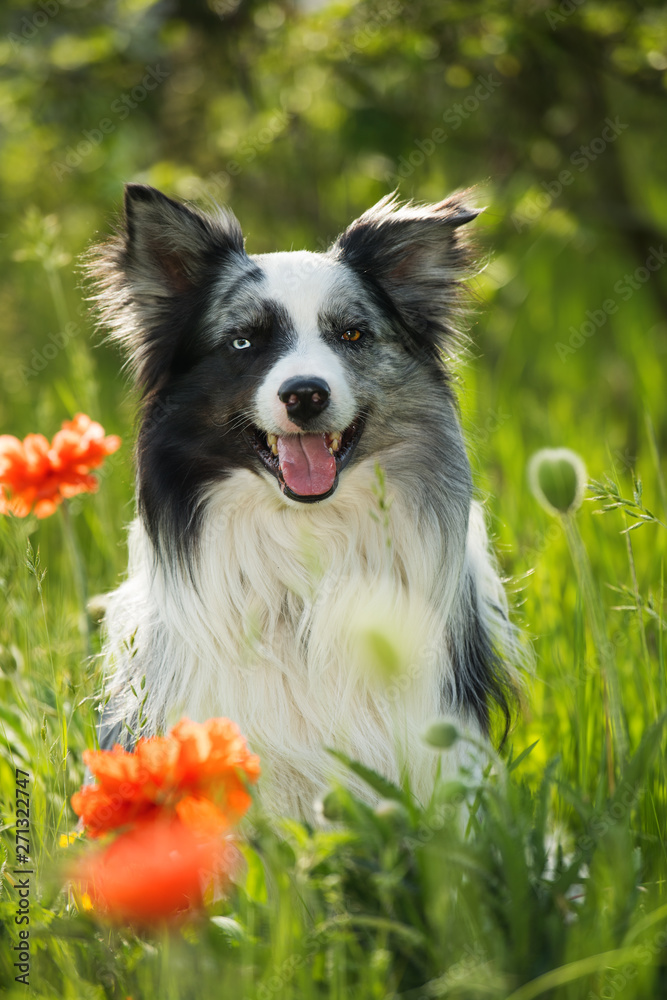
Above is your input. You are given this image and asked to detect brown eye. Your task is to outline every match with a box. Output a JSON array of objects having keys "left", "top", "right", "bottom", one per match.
[{"left": 342, "top": 329, "right": 362, "bottom": 342}]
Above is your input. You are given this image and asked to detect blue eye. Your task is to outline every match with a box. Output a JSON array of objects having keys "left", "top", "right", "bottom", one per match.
[{"left": 232, "top": 338, "right": 252, "bottom": 350}]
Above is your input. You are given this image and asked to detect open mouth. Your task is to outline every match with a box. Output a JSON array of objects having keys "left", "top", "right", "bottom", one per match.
[{"left": 251, "top": 418, "right": 364, "bottom": 503}]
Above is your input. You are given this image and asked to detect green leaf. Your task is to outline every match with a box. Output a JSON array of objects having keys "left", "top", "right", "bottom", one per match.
[
  {"left": 326, "top": 748, "right": 409, "bottom": 805},
  {"left": 210, "top": 916, "right": 246, "bottom": 941},
  {"left": 507, "top": 739, "right": 540, "bottom": 773}
]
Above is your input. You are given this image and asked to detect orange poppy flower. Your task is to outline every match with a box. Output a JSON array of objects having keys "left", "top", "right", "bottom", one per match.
[
  {"left": 169, "top": 717, "right": 261, "bottom": 821},
  {"left": 70, "top": 717, "right": 258, "bottom": 922},
  {"left": 71, "top": 812, "right": 225, "bottom": 924},
  {"left": 0, "top": 413, "right": 120, "bottom": 518},
  {"left": 0, "top": 433, "right": 60, "bottom": 518},
  {"left": 72, "top": 718, "right": 260, "bottom": 838}
]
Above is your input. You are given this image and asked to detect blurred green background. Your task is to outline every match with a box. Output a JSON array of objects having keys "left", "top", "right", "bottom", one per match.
[
  {"left": 1, "top": 3, "right": 667, "bottom": 996},
  {"left": 1, "top": 0, "right": 666, "bottom": 753},
  {"left": 2, "top": 0, "right": 667, "bottom": 762}
]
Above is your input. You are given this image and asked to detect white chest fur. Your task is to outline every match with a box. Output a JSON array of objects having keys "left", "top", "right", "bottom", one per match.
[{"left": 102, "top": 460, "right": 488, "bottom": 818}]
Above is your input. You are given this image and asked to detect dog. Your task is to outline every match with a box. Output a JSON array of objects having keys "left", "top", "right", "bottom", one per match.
[{"left": 88, "top": 184, "right": 521, "bottom": 820}]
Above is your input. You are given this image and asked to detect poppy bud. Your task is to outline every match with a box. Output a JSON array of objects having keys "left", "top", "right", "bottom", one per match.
[
  {"left": 422, "top": 720, "right": 459, "bottom": 749},
  {"left": 528, "top": 448, "right": 587, "bottom": 516}
]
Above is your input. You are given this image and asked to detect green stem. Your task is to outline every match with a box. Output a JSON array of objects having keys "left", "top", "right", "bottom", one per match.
[
  {"left": 60, "top": 500, "right": 91, "bottom": 657},
  {"left": 645, "top": 409, "right": 667, "bottom": 517},
  {"left": 45, "top": 266, "right": 69, "bottom": 333},
  {"left": 623, "top": 523, "right": 656, "bottom": 718},
  {"left": 562, "top": 515, "right": 627, "bottom": 790}
]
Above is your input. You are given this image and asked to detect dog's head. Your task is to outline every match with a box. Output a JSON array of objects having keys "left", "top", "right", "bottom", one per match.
[{"left": 88, "top": 185, "right": 480, "bottom": 554}]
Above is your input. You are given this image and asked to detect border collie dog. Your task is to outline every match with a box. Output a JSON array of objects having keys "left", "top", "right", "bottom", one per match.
[{"left": 90, "top": 184, "right": 520, "bottom": 820}]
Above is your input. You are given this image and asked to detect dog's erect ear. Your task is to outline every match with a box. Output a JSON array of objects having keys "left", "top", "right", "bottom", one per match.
[
  {"left": 86, "top": 184, "right": 247, "bottom": 390},
  {"left": 331, "top": 192, "right": 482, "bottom": 353},
  {"left": 122, "top": 183, "right": 245, "bottom": 294}
]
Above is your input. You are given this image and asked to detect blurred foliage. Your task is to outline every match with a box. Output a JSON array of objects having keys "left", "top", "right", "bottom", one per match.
[
  {"left": 1, "top": 0, "right": 666, "bottom": 441},
  {"left": 1, "top": 1, "right": 666, "bottom": 997},
  {"left": 1, "top": 0, "right": 666, "bottom": 507},
  {"left": 1, "top": 0, "right": 665, "bottom": 755}
]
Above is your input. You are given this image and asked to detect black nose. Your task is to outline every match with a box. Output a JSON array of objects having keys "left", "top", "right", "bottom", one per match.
[{"left": 278, "top": 377, "right": 330, "bottom": 423}]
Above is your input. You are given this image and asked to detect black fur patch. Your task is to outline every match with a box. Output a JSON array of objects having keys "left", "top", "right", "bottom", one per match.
[
  {"left": 85, "top": 184, "right": 256, "bottom": 394},
  {"left": 136, "top": 297, "right": 295, "bottom": 565},
  {"left": 330, "top": 192, "right": 480, "bottom": 357},
  {"left": 449, "top": 574, "right": 514, "bottom": 744}
]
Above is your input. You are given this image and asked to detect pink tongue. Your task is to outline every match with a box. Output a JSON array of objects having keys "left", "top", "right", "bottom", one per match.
[{"left": 277, "top": 434, "right": 336, "bottom": 496}]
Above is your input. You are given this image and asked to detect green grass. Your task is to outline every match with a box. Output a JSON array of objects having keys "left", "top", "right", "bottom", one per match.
[
  {"left": 0, "top": 230, "right": 666, "bottom": 999},
  {"left": 2, "top": 0, "right": 666, "bottom": 993}
]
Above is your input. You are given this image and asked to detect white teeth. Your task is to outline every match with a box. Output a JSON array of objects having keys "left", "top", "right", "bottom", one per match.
[{"left": 267, "top": 433, "right": 278, "bottom": 456}]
